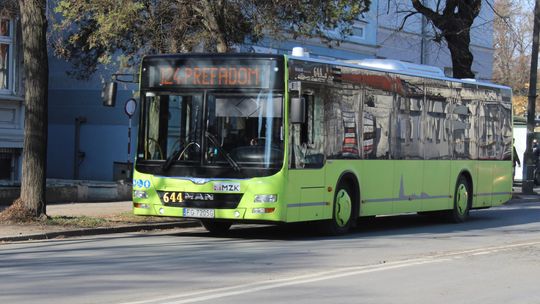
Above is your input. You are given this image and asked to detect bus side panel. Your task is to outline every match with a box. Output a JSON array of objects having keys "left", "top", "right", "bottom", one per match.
[
  {"left": 393, "top": 160, "right": 423, "bottom": 213},
  {"left": 492, "top": 160, "right": 512, "bottom": 206},
  {"left": 476, "top": 161, "right": 493, "bottom": 207},
  {"left": 286, "top": 167, "right": 326, "bottom": 222},
  {"left": 358, "top": 160, "right": 394, "bottom": 216},
  {"left": 421, "top": 160, "right": 451, "bottom": 211}
]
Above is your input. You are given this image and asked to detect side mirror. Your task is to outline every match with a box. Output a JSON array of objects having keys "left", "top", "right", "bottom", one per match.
[
  {"left": 290, "top": 97, "right": 306, "bottom": 124},
  {"left": 102, "top": 82, "right": 117, "bottom": 107}
]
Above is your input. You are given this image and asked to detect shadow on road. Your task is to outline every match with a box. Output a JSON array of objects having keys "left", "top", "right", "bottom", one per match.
[{"left": 168, "top": 203, "right": 540, "bottom": 241}]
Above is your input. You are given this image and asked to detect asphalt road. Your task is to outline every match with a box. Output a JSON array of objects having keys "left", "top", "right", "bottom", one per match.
[{"left": 1, "top": 201, "right": 540, "bottom": 304}]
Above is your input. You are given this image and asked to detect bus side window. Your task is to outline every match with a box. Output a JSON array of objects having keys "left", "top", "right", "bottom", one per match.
[
  {"left": 300, "top": 94, "right": 314, "bottom": 145},
  {"left": 363, "top": 90, "right": 392, "bottom": 159},
  {"left": 292, "top": 92, "right": 324, "bottom": 169}
]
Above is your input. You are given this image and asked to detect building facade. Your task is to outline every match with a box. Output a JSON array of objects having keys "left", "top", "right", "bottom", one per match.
[
  {"left": 47, "top": 58, "right": 137, "bottom": 181},
  {"left": 0, "top": 14, "right": 23, "bottom": 183}
]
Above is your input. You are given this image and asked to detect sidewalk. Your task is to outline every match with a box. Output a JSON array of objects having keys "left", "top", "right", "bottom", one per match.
[
  {"left": 1, "top": 190, "right": 539, "bottom": 243},
  {"left": 0, "top": 201, "right": 200, "bottom": 242}
]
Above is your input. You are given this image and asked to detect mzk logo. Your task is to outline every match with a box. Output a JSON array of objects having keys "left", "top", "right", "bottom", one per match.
[{"left": 213, "top": 182, "right": 241, "bottom": 192}]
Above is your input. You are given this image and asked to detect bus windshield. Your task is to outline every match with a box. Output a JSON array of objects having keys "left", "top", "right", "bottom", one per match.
[{"left": 141, "top": 91, "right": 284, "bottom": 171}]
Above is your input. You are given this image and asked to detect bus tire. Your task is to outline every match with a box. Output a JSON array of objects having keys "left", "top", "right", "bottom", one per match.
[
  {"left": 448, "top": 175, "right": 471, "bottom": 223},
  {"left": 321, "top": 182, "right": 354, "bottom": 235},
  {"left": 201, "top": 220, "right": 232, "bottom": 234}
]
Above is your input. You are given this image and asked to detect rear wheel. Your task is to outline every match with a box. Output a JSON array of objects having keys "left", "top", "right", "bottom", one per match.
[
  {"left": 201, "top": 220, "right": 232, "bottom": 234},
  {"left": 320, "top": 183, "right": 354, "bottom": 235},
  {"left": 449, "top": 175, "right": 471, "bottom": 223}
]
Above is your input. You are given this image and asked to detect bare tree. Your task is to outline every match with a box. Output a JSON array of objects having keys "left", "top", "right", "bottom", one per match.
[
  {"left": 382, "top": 0, "right": 486, "bottom": 78},
  {"left": 410, "top": 0, "right": 482, "bottom": 79},
  {"left": 492, "top": 0, "right": 533, "bottom": 95}
]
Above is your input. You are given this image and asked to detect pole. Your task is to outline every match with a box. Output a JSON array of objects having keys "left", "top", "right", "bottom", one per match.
[
  {"left": 124, "top": 98, "right": 136, "bottom": 180},
  {"left": 522, "top": 0, "right": 540, "bottom": 194},
  {"left": 127, "top": 116, "right": 132, "bottom": 179}
]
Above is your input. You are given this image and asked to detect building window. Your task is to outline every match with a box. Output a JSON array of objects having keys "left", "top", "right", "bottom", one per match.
[
  {"left": 0, "top": 153, "right": 12, "bottom": 179},
  {"left": 342, "top": 21, "right": 367, "bottom": 44},
  {"left": 0, "top": 148, "right": 19, "bottom": 181},
  {"left": 0, "top": 18, "right": 13, "bottom": 93},
  {"left": 352, "top": 22, "right": 365, "bottom": 39}
]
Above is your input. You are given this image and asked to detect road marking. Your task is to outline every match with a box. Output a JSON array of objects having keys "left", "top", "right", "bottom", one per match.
[{"left": 121, "top": 240, "right": 540, "bottom": 304}]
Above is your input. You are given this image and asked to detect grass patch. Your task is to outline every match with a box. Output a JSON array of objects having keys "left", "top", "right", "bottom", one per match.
[
  {"left": 46, "top": 216, "right": 112, "bottom": 228},
  {"left": 45, "top": 213, "right": 179, "bottom": 228}
]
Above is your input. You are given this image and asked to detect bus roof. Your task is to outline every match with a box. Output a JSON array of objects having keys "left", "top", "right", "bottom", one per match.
[
  {"left": 287, "top": 55, "right": 511, "bottom": 91},
  {"left": 141, "top": 53, "right": 511, "bottom": 91}
]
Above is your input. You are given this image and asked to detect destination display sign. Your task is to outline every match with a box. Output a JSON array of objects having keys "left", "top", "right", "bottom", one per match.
[{"left": 143, "top": 57, "right": 284, "bottom": 90}]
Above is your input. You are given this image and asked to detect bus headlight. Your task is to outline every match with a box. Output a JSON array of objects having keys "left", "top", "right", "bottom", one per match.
[
  {"left": 254, "top": 194, "right": 277, "bottom": 203},
  {"left": 134, "top": 190, "right": 148, "bottom": 199}
]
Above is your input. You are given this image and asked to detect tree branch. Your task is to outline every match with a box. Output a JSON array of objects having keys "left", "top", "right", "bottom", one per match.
[
  {"left": 398, "top": 11, "right": 419, "bottom": 31},
  {"left": 485, "top": 0, "right": 510, "bottom": 24},
  {"left": 411, "top": 0, "right": 441, "bottom": 25}
]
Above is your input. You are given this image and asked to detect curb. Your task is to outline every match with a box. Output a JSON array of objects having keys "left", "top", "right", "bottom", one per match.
[{"left": 0, "top": 220, "right": 201, "bottom": 243}]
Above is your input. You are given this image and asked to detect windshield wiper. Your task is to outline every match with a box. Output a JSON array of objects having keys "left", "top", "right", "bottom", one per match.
[
  {"left": 161, "top": 149, "right": 182, "bottom": 171},
  {"left": 205, "top": 131, "right": 241, "bottom": 172},
  {"left": 162, "top": 142, "right": 202, "bottom": 172}
]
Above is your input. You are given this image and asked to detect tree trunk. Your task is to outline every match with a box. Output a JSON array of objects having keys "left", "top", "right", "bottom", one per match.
[
  {"left": 410, "top": 0, "right": 480, "bottom": 79},
  {"left": 445, "top": 32, "right": 475, "bottom": 79},
  {"left": 18, "top": 0, "right": 49, "bottom": 218}
]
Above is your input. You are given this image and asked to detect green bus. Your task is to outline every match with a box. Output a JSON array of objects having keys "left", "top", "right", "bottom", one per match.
[{"left": 119, "top": 52, "right": 513, "bottom": 234}]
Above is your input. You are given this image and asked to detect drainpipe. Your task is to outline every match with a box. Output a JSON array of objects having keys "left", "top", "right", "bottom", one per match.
[{"left": 74, "top": 116, "right": 87, "bottom": 180}]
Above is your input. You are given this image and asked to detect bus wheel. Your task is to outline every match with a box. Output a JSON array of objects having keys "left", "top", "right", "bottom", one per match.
[
  {"left": 449, "top": 176, "right": 471, "bottom": 223},
  {"left": 201, "top": 220, "right": 232, "bottom": 234},
  {"left": 321, "top": 183, "right": 354, "bottom": 235}
]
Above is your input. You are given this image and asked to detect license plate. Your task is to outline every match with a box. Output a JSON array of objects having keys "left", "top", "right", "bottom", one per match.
[{"left": 183, "top": 208, "right": 215, "bottom": 218}]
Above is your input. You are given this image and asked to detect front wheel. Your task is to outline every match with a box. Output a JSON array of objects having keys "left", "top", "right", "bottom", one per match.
[
  {"left": 320, "top": 183, "right": 354, "bottom": 235},
  {"left": 201, "top": 220, "right": 232, "bottom": 235},
  {"left": 449, "top": 176, "right": 471, "bottom": 223}
]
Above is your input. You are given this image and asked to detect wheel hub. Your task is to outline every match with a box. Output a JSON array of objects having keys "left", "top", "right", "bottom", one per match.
[
  {"left": 335, "top": 189, "right": 352, "bottom": 227},
  {"left": 456, "top": 184, "right": 468, "bottom": 215}
]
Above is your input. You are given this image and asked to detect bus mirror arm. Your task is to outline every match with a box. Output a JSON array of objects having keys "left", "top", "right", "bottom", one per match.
[
  {"left": 102, "top": 73, "right": 140, "bottom": 107},
  {"left": 290, "top": 97, "right": 306, "bottom": 124},
  {"left": 102, "top": 81, "right": 117, "bottom": 107}
]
